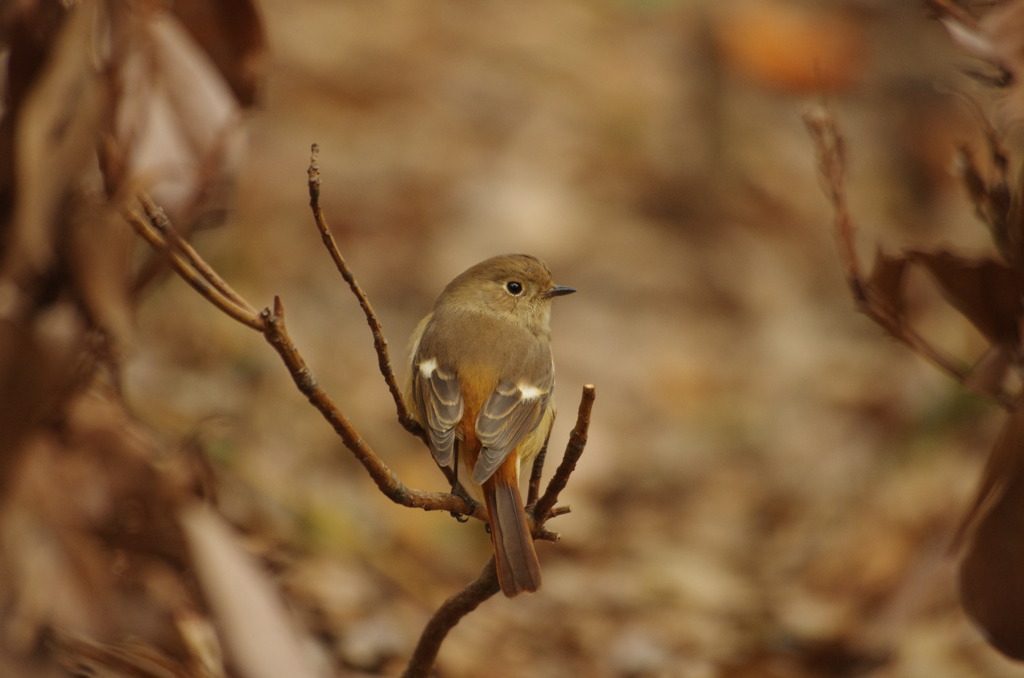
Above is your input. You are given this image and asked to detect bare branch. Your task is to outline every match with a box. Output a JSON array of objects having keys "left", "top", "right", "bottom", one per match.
[
  {"left": 534, "top": 385, "right": 596, "bottom": 525},
  {"left": 400, "top": 558, "right": 501, "bottom": 678},
  {"left": 803, "top": 107, "right": 862, "bottom": 293},
  {"left": 123, "top": 206, "right": 263, "bottom": 330},
  {"left": 526, "top": 430, "right": 551, "bottom": 507},
  {"left": 139, "top": 195, "right": 258, "bottom": 317},
  {"left": 125, "top": 199, "right": 485, "bottom": 520},
  {"left": 307, "top": 144, "right": 424, "bottom": 440},
  {"left": 804, "top": 108, "right": 976, "bottom": 390},
  {"left": 259, "top": 297, "right": 484, "bottom": 520}
]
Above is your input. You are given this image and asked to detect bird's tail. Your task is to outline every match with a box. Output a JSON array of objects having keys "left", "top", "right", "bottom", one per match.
[{"left": 484, "top": 463, "right": 541, "bottom": 597}]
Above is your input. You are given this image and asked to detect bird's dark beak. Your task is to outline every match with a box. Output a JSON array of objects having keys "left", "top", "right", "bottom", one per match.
[{"left": 545, "top": 285, "right": 576, "bottom": 298}]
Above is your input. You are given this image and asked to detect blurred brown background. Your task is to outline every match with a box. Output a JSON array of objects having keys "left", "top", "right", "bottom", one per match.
[{"left": 119, "top": 0, "right": 1024, "bottom": 676}]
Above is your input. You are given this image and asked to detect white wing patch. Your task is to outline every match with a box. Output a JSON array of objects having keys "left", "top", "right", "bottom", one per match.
[
  {"left": 419, "top": 357, "right": 438, "bottom": 378},
  {"left": 517, "top": 383, "right": 543, "bottom": 401}
]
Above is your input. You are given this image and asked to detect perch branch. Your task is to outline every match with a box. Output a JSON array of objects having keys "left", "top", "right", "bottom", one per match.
[
  {"left": 124, "top": 195, "right": 484, "bottom": 520},
  {"left": 526, "top": 431, "right": 551, "bottom": 507},
  {"left": 259, "top": 297, "right": 483, "bottom": 519},
  {"left": 534, "top": 384, "right": 596, "bottom": 529},
  {"left": 307, "top": 144, "right": 424, "bottom": 440},
  {"left": 400, "top": 558, "right": 501, "bottom": 678},
  {"left": 401, "top": 384, "right": 595, "bottom": 677},
  {"left": 139, "top": 196, "right": 258, "bottom": 317},
  {"left": 123, "top": 205, "right": 263, "bottom": 330}
]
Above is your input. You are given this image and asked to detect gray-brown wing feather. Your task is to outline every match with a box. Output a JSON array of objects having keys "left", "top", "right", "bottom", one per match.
[
  {"left": 414, "top": 361, "right": 463, "bottom": 467},
  {"left": 473, "top": 376, "right": 551, "bottom": 485}
]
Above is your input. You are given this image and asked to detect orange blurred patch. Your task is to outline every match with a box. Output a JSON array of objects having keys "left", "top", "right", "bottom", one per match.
[{"left": 713, "top": 0, "right": 869, "bottom": 93}]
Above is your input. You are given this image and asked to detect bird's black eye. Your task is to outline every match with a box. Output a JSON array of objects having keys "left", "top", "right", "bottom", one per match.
[{"left": 505, "top": 281, "right": 524, "bottom": 296}]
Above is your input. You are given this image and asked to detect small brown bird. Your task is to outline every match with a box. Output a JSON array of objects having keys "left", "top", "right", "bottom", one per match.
[{"left": 406, "top": 254, "right": 575, "bottom": 597}]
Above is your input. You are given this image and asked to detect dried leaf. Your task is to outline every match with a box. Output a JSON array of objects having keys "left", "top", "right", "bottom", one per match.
[
  {"left": 0, "top": 1, "right": 69, "bottom": 239},
  {"left": 944, "top": 26, "right": 996, "bottom": 65},
  {"left": 1008, "top": 160, "right": 1024, "bottom": 268},
  {"left": 959, "top": 404, "right": 1024, "bottom": 659},
  {"left": 909, "top": 250, "right": 1021, "bottom": 348},
  {"left": 0, "top": 305, "right": 87, "bottom": 499},
  {"left": 956, "top": 146, "right": 1016, "bottom": 259},
  {"left": 957, "top": 402, "right": 1024, "bottom": 547},
  {"left": 180, "top": 504, "right": 322, "bottom": 678},
  {"left": 169, "top": 0, "right": 268, "bottom": 106},
  {"left": 963, "top": 345, "right": 1014, "bottom": 401},
  {"left": 65, "top": 198, "right": 137, "bottom": 353},
  {"left": 113, "top": 10, "right": 247, "bottom": 227},
  {"left": 53, "top": 631, "right": 197, "bottom": 678},
  {"left": 979, "top": 0, "right": 1024, "bottom": 87},
  {"left": 0, "top": 388, "right": 204, "bottom": 674},
  {"left": 864, "top": 247, "right": 909, "bottom": 318},
  {"left": 957, "top": 147, "right": 989, "bottom": 213},
  {"left": 6, "top": 1, "right": 105, "bottom": 277},
  {"left": 937, "top": 0, "right": 1024, "bottom": 122}
]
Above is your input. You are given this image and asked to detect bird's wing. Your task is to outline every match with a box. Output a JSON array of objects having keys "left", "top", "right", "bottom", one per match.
[
  {"left": 413, "top": 357, "right": 463, "bottom": 468},
  {"left": 473, "top": 374, "right": 551, "bottom": 485}
]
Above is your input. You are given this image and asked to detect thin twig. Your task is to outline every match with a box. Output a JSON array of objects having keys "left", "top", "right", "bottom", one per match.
[
  {"left": 526, "top": 431, "right": 551, "bottom": 507},
  {"left": 260, "top": 296, "right": 485, "bottom": 520},
  {"left": 400, "top": 558, "right": 501, "bottom": 678},
  {"left": 125, "top": 201, "right": 485, "bottom": 520},
  {"left": 139, "top": 195, "right": 258, "bottom": 317},
  {"left": 534, "top": 385, "right": 596, "bottom": 524},
  {"left": 129, "top": 121, "right": 243, "bottom": 293},
  {"left": 123, "top": 207, "right": 263, "bottom": 330},
  {"left": 803, "top": 108, "right": 861, "bottom": 291},
  {"left": 307, "top": 144, "right": 424, "bottom": 440},
  {"left": 804, "top": 108, "right": 973, "bottom": 387}
]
